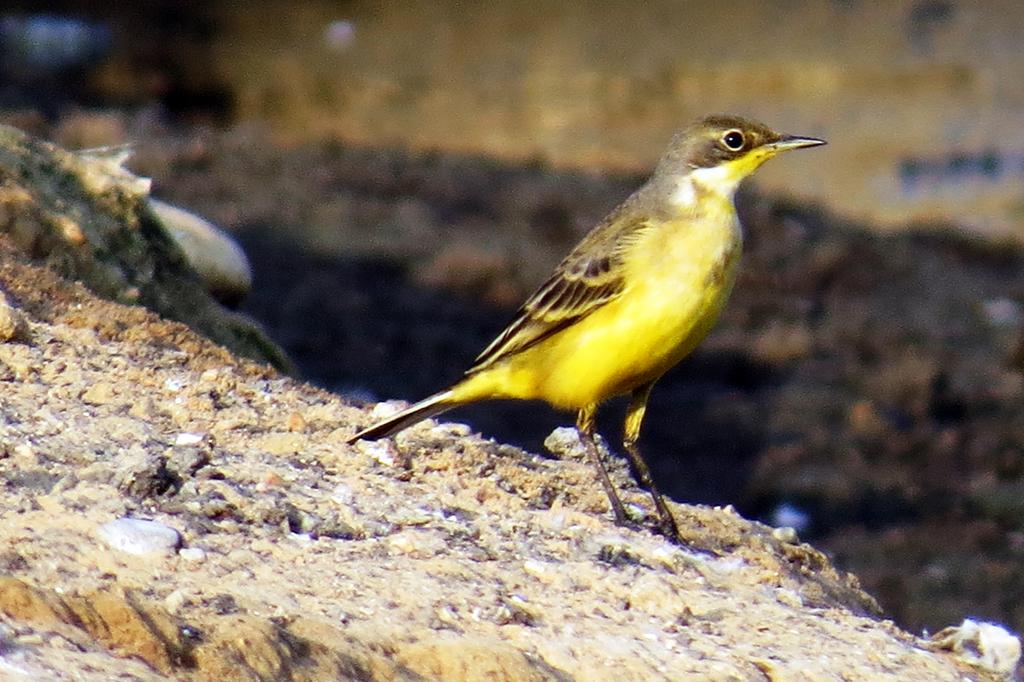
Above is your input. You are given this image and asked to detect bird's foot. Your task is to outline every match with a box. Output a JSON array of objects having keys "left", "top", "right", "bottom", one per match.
[{"left": 609, "top": 504, "right": 683, "bottom": 544}]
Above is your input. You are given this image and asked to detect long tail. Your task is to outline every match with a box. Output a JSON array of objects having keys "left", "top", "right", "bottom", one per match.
[{"left": 346, "top": 389, "right": 461, "bottom": 443}]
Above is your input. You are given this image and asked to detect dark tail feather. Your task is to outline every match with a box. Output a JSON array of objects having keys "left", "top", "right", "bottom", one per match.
[{"left": 346, "top": 389, "right": 459, "bottom": 443}]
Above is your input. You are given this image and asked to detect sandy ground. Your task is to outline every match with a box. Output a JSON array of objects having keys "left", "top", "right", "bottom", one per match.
[
  {"left": 113, "top": 121, "right": 1024, "bottom": 638},
  {"left": 6, "top": 108, "right": 1022, "bottom": 646},
  {"left": 0, "top": 237, "right": 1009, "bottom": 680},
  {"left": 7, "top": 5, "right": 1024, "bottom": 641}
]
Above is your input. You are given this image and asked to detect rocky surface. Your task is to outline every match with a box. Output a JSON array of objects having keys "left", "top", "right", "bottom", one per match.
[
  {"left": 3, "top": 5, "right": 1024, "bottom": 677},
  {"left": 0, "top": 232, "right": 1013, "bottom": 679},
  {"left": 120, "top": 121, "right": 1024, "bottom": 638},
  {"left": 0, "top": 124, "right": 287, "bottom": 372}
]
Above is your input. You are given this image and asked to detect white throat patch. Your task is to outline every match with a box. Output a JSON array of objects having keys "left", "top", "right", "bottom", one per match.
[
  {"left": 669, "top": 163, "right": 745, "bottom": 209},
  {"left": 689, "top": 163, "right": 744, "bottom": 197},
  {"left": 670, "top": 177, "right": 698, "bottom": 207}
]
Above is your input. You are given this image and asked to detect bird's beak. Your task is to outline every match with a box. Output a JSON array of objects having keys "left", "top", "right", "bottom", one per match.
[{"left": 767, "top": 135, "right": 827, "bottom": 153}]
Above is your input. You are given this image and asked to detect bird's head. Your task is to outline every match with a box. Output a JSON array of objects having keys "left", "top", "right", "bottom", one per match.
[{"left": 657, "top": 115, "right": 825, "bottom": 197}]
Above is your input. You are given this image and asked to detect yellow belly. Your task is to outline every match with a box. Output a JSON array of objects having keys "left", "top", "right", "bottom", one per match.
[{"left": 454, "top": 209, "right": 742, "bottom": 410}]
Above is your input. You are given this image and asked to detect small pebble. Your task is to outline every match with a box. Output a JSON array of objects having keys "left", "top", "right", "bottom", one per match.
[
  {"left": 772, "top": 526, "right": 799, "bottom": 544},
  {"left": 0, "top": 290, "right": 28, "bottom": 343},
  {"left": 286, "top": 412, "right": 307, "bottom": 432},
  {"left": 430, "top": 422, "right": 471, "bottom": 437},
  {"left": 174, "top": 432, "right": 204, "bottom": 446},
  {"left": 544, "top": 426, "right": 612, "bottom": 461},
  {"left": 97, "top": 518, "right": 181, "bottom": 556},
  {"left": 178, "top": 547, "right": 206, "bottom": 563},
  {"left": 357, "top": 439, "right": 397, "bottom": 466},
  {"left": 54, "top": 214, "right": 85, "bottom": 245},
  {"left": 258, "top": 472, "right": 285, "bottom": 490},
  {"left": 434, "top": 603, "right": 459, "bottom": 626},
  {"left": 163, "top": 377, "right": 185, "bottom": 392},
  {"left": 523, "top": 559, "right": 557, "bottom": 584},
  {"left": 149, "top": 198, "right": 253, "bottom": 303},
  {"left": 928, "top": 618, "right": 1022, "bottom": 675},
  {"left": 543, "top": 426, "right": 583, "bottom": 459},
  {"left": 164, "top": 588, "right": 189, "bottom": 614},
  {"left": 369, "top": 400, "right": 405, "bottom": 419}
]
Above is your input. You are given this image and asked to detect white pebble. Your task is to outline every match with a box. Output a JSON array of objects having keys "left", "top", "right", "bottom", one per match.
[
  {"left": 178, "top": 547, "right": 206, "bottom": 563},
  {"left": 163, "top": 377, "right": 185, "bottom": 392},
  {"left": 929, "top": 618, "right": 1022, "bottom": 676},
  {"left": 369, "top": 400, "right": 406, "bottom": 419},
  {"left": 710, "top": 555, "right": 746, "bottom": 574},
  {"left": 523, "top": 559, "right": 558, "bottom": 584},
  {"left": 358, "top": 439, "right": 396, "bottom": 466},
  {"left": 772, "top": 526, "right": 799, "bottom": 544},
  {"left": 430, "top": 422, "right": 471, "bottom": 437},
  {"left": 174, "top": 432, "right": 204, "bottom": 446},
  {"left": 97, "top": 518, "right": 181, "bottom": 556},
  {"left": 544, "top": 426, "right": 612, "bottom": 460},
  {"left": 543, "top": 426, "right": 583, "bottom": 459}
]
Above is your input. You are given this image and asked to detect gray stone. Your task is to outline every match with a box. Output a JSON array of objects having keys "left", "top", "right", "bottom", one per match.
[{"left": 97, "top": 517, "right": 181, "bottom": 556}]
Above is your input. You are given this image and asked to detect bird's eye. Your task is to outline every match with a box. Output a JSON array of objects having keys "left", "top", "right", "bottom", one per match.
[{"left": 721, "top": 130, "right": 745, "bottom": 151}]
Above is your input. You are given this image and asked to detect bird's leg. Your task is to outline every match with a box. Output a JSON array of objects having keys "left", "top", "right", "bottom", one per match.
[
  {"left": 623, "top": 383, "right": 681, "bottom": 541},
  {"left": 576, "top": 404, "right": 629, "bottom": 526}
]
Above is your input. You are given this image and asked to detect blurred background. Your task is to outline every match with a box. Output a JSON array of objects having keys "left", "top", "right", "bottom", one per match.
[{"left": 3, "top": 0, "right": 1024, "bottom": 638}]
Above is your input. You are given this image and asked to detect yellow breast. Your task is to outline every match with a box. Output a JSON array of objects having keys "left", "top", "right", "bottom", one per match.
[{"left": 457, "top": 194, "right": 743, "bottom": 410}]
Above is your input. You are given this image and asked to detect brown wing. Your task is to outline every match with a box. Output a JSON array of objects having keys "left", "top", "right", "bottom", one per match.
[{"left": 468, "top": 211, "right": 653, "bottom": 373}]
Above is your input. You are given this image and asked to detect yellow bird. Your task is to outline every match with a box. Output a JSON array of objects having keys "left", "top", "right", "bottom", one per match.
[{"left": 348, "top": 115, "right": 825, "bottom": 541}]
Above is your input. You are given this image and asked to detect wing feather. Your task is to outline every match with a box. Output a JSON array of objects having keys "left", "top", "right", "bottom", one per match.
[{"left": 469, "top": 212, "right": 653, "bottom": 372}]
